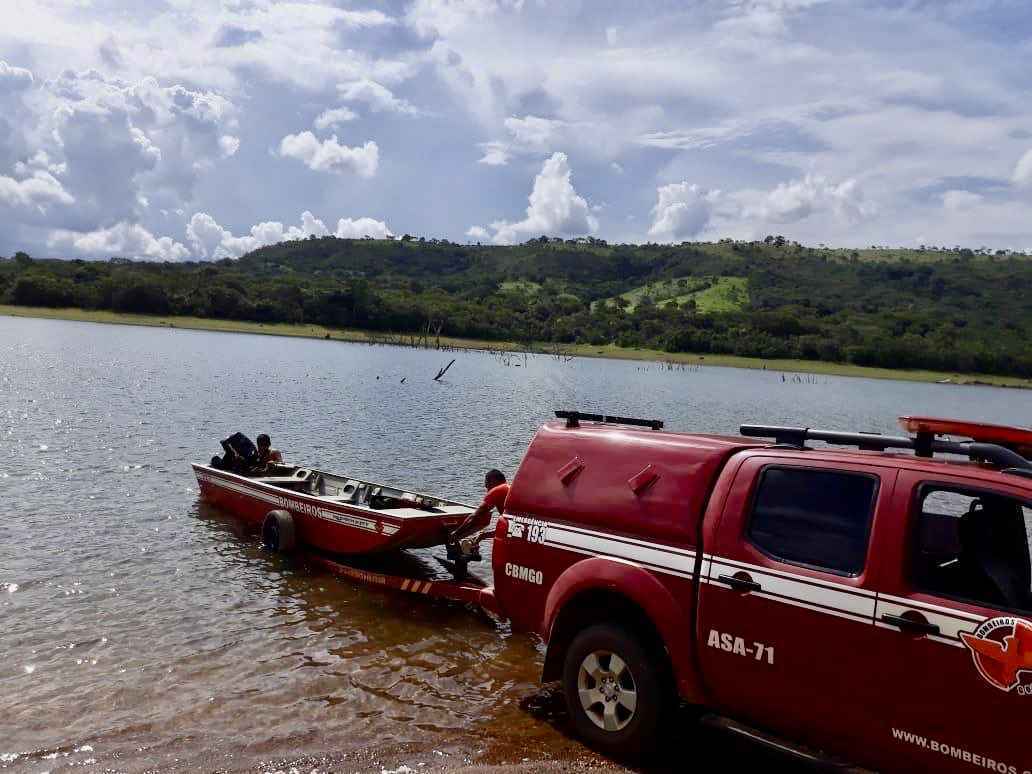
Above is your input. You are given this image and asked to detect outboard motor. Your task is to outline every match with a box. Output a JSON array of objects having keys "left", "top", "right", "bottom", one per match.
[{"left": 211, "top": 432, "right": 259, "bottom": 473}]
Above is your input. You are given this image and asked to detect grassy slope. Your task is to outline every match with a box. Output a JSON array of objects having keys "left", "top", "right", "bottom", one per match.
[
  {"left": 593, "top": 275, "right": 749, "bottom": 313},
  {"left": 499, "top": 279, "right": 542, "bottom": 294},
  {"left": 3, "top": 304, "right": 1028, "bottom": 388},
  {"left": 660, "top": 276, "right": 749, "bottom": 313}
]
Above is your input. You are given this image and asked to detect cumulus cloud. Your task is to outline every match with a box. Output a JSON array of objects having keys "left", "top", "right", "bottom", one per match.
[
  {"left": 648, "top": 182, "right": 721, "bottom": 241},
  {"left": 471, "top": 152, "right": 597, "bottom": 244},
  {"left": 7, "top": 1, "right": 1032, "bottom": 254},
  {"left": 25, "top": 71, "right": 239, "bottom": 226},
  {"left": 744, "top": 175, "right": 868, "bottom": 224},
  {"left": 278, "top": 131, "right": 379, "bottom": 177},
  {"left": 49, "top": 222, "right": 190, "bottom": 261},
  {"left": 1013, "top": 149, "right": 1032, "bottom": 187},
  {"left": 314, "top": 107, "right": 357, "bottom": 131},
  {"left": 337, "top": 79, "right": 417, "bottom": 114},
  {"left": 0, "top": 170, "right": 74, "bottom": 213},
  {"left": 187, "top": 210, "right": 392, "bottom": 259}
]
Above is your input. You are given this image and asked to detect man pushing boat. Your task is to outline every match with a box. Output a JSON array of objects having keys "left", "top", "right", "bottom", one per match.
[{"left": 444, "top": 469, "right": 509, "bottom": 574}]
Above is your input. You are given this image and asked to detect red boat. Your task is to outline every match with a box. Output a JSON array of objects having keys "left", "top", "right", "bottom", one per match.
[{"left": 192, "top": 463, "right": 475, "bottom": 555}]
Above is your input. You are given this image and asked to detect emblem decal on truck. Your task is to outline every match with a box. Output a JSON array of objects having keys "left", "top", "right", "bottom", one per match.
[
  {"left": 506, "top": 514, "right": 549, "bottom": 544},
  {"left": 961, "top": 617, "right": 1032, "bottom": 693}
]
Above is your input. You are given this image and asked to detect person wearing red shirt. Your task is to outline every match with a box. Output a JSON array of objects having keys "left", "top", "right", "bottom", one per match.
[{"left": 451, "top": 469, "right": 508, "bottom": 544}]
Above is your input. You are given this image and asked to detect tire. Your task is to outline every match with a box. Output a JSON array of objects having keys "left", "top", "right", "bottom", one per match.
[
  {"left": 561, "top": 622, "right": 665, "bottom": 759},
  {"left": 262, "top": 510, "right": 296, "bottom": 552}
]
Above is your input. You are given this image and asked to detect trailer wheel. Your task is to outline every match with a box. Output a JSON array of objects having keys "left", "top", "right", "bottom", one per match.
[
  {"left": 562, "top": 623, "right": 663, "bottom": 759},
  {"left": 262, "top": 510, "right": 296, "bottom": 552}
]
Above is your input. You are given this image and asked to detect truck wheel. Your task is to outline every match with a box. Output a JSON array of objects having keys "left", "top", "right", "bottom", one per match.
[
  {"left": 562, "top": 623, "right": 664, "bottom": 758},
  {"left": 262, "top": 510, "right": 296, "bottom": 552}
]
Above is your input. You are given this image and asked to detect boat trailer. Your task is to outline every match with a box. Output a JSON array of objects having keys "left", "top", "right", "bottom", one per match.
[{"left": 307, "top": 553, "right": 502, "bottom": 616}]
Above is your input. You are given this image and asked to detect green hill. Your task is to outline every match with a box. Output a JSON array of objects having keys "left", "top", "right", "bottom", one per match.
[
  {"left": 2, "top": 237, "right": 1031, "bottom": 378},
  {"left": 594, "top": 275, "right": 748, "bottom": 313}
]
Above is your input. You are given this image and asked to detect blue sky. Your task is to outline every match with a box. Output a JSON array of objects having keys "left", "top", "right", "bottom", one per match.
[{"left": 1, "top": 0, "right": 1031, "bottom": 260}]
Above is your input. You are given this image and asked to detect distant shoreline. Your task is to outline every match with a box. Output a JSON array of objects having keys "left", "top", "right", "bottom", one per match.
[{"left": 2, "top": 304, "right": 1029, "bottom": 389}]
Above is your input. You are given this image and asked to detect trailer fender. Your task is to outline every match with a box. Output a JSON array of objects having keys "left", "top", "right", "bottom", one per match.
[{"left": 541, "top": 556, "right": 704, "bottom": 703}]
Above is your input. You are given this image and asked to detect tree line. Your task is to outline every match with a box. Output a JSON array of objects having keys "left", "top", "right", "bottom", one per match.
[{"left": 2, "top": 236, "right": 1030, "bottom": 378}]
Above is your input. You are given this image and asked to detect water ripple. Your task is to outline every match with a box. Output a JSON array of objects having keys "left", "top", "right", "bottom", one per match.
[{"left": 3, "top": 314, "right": 1032, "bottom": 771}]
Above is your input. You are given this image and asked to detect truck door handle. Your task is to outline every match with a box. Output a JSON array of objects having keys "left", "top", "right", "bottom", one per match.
[
  {"left": 717, "top": 574, "right": 761, "bottom": 593},
  {"left": 881, "top": 613, "right": 940, "bottom": 636}
]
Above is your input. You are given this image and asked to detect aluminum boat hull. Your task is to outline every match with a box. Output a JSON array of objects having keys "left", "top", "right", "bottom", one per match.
[{"left": 192, "top": 464, "right": 474, "bottom": 555}]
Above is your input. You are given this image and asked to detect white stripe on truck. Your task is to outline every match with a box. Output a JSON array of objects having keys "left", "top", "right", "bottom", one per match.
[{"left": 530, "top": 519, "right": 977, "bottom": 639}]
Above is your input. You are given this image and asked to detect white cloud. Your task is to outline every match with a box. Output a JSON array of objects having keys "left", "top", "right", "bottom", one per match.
[
  {"left": 648, "top": 182, "right": 720, "bottom": 241},
  {"left": 187, "top": 210, "right": 392, "bottom": 259},
  {"left": 0, "top": 60, "right": 33, "bottom": 92},
  {"left": 278, "top": 131, "right": 379, "bottom": 177},
  {"left": 504, "top": 115, "right": 565, "bottom": 149},
  {"left": 477, "top": 141, "right": 510, "bottom": 165},
  {"left": 49, "top": 221, "right": 190, "bottom": 261},
  {"left": 408, "top": 0, "right": 527, "bottom": 38},
  {"left": 337, "top": 79, "right": 417, "bottom": 114},
  {"left": 466, "top": 225, "right": 489, "bottom": 241},
  {"left": 314, "top": 107, "right": 357, "bottom": 130},
  {"left": 0, "top": 69, "right": 240, "bottom": 237},
  {"left": 1013, "top": 149, "right": 1032, "bottom": 187},
  {"left": 743, "top": 175, "right": 869, "bottom": 224},
  {"left": 477, "top": 115, "right": 605, "bottom": 166},
  {"left": 0, "top": 170, "right": 74, "bottom": 212},
  {"left": 942, "top": 189, "right": 983, "bottom": 212},
  {"left": 219, "top": 135, "right": 240, "bottom": 157},
  {"left": 5, "top": 2, "right": 1032, "bottom": 254},
  {"left": 334, "top": 217, "right": 393, "bottom": 239},
  {"left": 472, "top": 152, "right": 598, "bottom": 244}
]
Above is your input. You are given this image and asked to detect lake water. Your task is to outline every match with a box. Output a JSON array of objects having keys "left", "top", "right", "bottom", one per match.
[{"left": 2, "top": 315, "right": 1031, "bottom": 773}]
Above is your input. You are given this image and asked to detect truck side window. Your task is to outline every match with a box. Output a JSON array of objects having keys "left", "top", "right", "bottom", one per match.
[
  {"left": 911, "top": 486, "right": 1032, "bottom": 614},
  {"left": 747, "top": 467, "right": 877, "bottom": 575}
]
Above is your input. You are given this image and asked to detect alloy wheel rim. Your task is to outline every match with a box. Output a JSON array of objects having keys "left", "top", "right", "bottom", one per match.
[{"left": 577, "top": 649, "right": 638, "bottom": 732}]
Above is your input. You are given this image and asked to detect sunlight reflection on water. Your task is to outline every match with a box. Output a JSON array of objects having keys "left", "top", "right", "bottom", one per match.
[{"left": 2, "top": 314, "right": 1031, "bottom": 771}]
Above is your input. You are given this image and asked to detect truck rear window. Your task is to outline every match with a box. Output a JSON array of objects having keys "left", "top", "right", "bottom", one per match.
[{"left": 748, "top": 467, "right": 878, "bottom": 576}]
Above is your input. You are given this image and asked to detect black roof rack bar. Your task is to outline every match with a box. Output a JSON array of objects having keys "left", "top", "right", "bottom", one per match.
[
  {"left": 556, "top": 410, "right": 664, "bottom": 431},
  {"left": 739, "top": 424, "right": 1032, "bottom": 472}
]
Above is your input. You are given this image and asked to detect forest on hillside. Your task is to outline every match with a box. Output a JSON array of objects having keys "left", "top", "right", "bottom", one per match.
[{"left": 2, "top": 237, "right": 1031, "bottom": 378}]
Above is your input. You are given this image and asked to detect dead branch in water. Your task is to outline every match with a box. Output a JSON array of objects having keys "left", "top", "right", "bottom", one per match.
[
  {"left": 549, "top": 342, "right": 574, "bottom": 362},
  {"left": 434, "top": 358, "right": 456, "bottom": 381}
]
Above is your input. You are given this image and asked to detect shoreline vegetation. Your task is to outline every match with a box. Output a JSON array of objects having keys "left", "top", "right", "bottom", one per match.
[
  {"left": 4, "top": 304, "right": 1029, "bottom": 389},
  {"left": 4, "top": 239, "right": 1032, "bottom": 383}
]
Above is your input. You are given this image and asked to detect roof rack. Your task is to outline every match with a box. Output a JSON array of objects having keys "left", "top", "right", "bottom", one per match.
[
  {"left": 556, "top": 410, "right": 664, "bottom": 431},
  {"left": 739, "top": 424, "right": 1032, "bottom": 472}
]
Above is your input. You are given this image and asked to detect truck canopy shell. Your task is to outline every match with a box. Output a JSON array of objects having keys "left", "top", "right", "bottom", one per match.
[{"left": 507, "top": 420, "right": 763, "bottom": 546}]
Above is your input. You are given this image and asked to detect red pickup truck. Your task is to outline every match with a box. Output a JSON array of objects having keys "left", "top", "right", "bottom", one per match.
[{"left": 490, "top": 412, "right": 1032, "bottom": 772}]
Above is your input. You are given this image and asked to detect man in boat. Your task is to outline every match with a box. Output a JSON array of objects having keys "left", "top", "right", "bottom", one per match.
[
  {"left": 256, "top": 434, "right": 283, "bottom": 468},
  {"left": 450, "top": 469, "right": 509, "bottom": 545}
]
